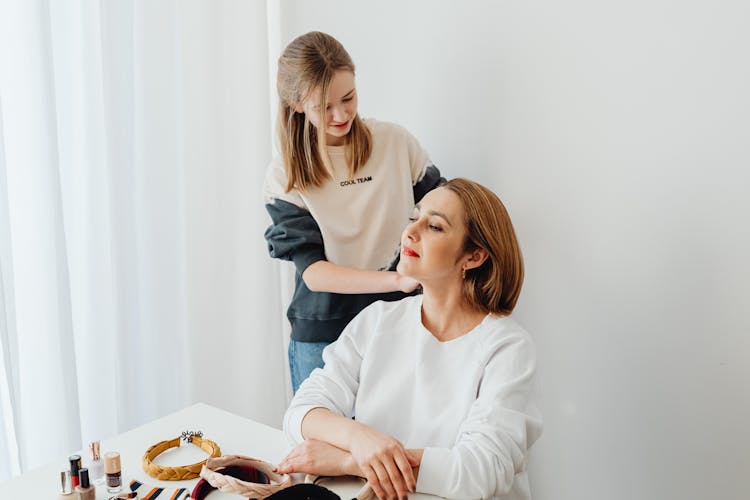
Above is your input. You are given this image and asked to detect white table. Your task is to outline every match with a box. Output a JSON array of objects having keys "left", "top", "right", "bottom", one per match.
[{"left": 0, "top": 403, "right": 442, "bottom": 499}]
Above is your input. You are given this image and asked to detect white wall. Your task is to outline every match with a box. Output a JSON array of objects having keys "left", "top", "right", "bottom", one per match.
[
  {"left": 180, "top": 1, "right": 288, "bottom": 427},
  {"left": 278, "top": 1, "right": 750, "bottom": 499}
]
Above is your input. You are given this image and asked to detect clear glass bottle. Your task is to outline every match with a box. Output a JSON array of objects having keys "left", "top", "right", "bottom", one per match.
[
  {"left": 88, "top": 441, "right": 105, "bottom": 485},
  {"left": 58, "top": 470, "right": 74, "bottom": 499}
]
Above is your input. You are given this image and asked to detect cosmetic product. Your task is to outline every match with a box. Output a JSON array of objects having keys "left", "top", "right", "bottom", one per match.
[
  {"left": 57, "top": 470, "right": 73, "bottom": 499},
  {"left": 76, "top": 467, "right": 96, "bottom": 500},
  {"left": 88, "top": 440, "right": 105, "bottom": 485},
  {"left": 108, "top": 493, "right": 138, "bottom": 499},
  {"left": 68, "top": 454, "right": 82, "bottom": 489},
  {"left": 104, "top": 451, "right": 122, "bottom": 493}
]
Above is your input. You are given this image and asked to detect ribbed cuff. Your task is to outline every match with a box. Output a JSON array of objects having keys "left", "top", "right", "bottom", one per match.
[
  {"left": 415, "top": 447, "right": 452, "bottom": 497},
  {"left": 283, "top": 405, "right": 323, "bottom": 444}
]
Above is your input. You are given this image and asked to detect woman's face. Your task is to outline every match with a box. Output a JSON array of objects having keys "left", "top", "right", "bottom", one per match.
[
  {"left": 298, "top": 70, "right": 358, "bottom": 146},
  {"left": 397, "top": 187, "right": 472, "bottom": 283}
]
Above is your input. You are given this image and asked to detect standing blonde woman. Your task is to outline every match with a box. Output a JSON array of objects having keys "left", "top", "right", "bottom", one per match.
[
  {"left": 277, "top": 179, "right": 543, "bottom": 500},
  {"left": 264, "top": 31, "right": 443, "bottom": 392}
]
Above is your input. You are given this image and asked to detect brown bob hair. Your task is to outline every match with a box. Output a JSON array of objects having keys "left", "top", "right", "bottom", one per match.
[
  {"left": 442, "top": 178, "right": 524, "bottom": 316},
  {"left": 276, "top": 31, "right": 372, "bottom": 192}
]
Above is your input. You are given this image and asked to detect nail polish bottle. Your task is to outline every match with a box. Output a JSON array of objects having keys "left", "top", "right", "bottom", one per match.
[
  {"left": 68, "top": 454, "right": 82, "bottom": 489},
  {"left": 76, "top": 467, "right": 96, "bottom": 500},
  {"left": 88, "top": 441, "right": 105, "bottom": 485},
  {"left": 57, "top": 470, "right": 73, "bottom": 499},
  {"left": 104, "top": 450, "right": 122, "bottom": 493}
]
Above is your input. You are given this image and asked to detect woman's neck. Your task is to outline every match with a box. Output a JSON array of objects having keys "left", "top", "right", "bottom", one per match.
[
  {"left": 420, "top": 281, "right": 487, "bottom": 342},
  {"left": 325, "top": 134, "right": 348, "bottom": 146}
]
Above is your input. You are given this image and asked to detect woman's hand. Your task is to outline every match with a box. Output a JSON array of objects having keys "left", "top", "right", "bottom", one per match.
[
  {"left": 348, "top": 426, "right": 418, "bottom": 500},
  {"left": 395, "top": 273, "right": 420, "bottom": 294},
  {"left": 275, "top": 439, "right": 360, "bottom": 477}
]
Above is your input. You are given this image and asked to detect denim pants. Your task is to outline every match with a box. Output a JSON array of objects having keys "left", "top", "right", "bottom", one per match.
[{"left": 288, "top": 339, "right": 330, "bottom": 393}]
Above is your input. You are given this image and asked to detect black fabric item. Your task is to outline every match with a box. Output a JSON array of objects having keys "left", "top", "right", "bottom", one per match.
[
  {"left": 263, "top": 483, "right": 341, "bottom": 500},
  {"left": 412, "top": 164, "right": 445, "bottom": 203},
  {"left": 264, "top": 199, "right": 327, "bottom": 276}
]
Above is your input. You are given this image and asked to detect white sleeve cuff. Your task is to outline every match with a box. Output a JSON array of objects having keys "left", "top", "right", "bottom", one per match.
[
  {"left": 283, "top": 405, "right": 323, "bottom": 444},
  {"left": 416, "top": 447, "right": 452, "bottom": 497}
]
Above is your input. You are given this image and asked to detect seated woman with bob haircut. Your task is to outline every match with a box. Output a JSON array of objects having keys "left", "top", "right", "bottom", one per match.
[{"left": 277, "top": 178, "right": 542, "bottom": 500}]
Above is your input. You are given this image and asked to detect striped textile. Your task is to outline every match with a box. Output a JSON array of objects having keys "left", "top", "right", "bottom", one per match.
[{"left": 129, "top": 479, "right": 190, "bottom": 500}]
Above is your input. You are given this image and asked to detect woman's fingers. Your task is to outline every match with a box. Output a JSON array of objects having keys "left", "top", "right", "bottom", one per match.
[
  {"left": 277, "top": 439, "right": 360, "bottom": 477},
  {"left": 348, "top": 428, "right": 417, "bottom": 498},
  {"left": 382, "top": 455, "right": 411, "bottom": 499},
  {"left": 275, "top": 452, "right": 294, "bottom": 473},
  {"left": 364, "top": 465, "right": 387, "bottom": 500},
  {"left": 275, "top": 441, "right": 310, "bottom": 474},
  {"left": 371, "top": 460, "right": 397, "bottom": 499},
  {"left": 393, "top": 451, "right": 416, "bottom": 492},
  {"left": 275, "top": 455, "right": 298, "bottom": 474},
  {"left": 275, "top": 461, "right": 290, "bottom": 474}
]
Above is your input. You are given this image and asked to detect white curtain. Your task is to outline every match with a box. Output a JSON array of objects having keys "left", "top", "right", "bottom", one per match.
[{"left": 0, "top": 0, "right": 288, "bottom": 479}]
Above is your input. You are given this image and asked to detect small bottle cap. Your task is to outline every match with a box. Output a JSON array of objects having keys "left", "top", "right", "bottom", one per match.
[
  {"left": 59, "top": 470, "right": 72, "bottom": 494},
  {"left": 68, "top": 454, "right": 82, "bottom": 475},
  {"left": 104, "top": 451, "right": 121, "bottom": 473},
  {"left": 79, "top": 467, "right": 90, "bottom": 488}
]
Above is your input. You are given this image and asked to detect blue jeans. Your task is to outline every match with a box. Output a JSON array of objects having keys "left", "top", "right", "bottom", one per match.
[{"left": 288, "top": 340, "right": 330, "bottom": 393}]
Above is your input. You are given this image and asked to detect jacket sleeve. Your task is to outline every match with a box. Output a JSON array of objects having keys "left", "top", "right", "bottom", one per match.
[
  {"left": 413, "top": 164, "right": 445, "bottom": 203},
  {"left": 262, "top": 160, "right": 327, "bottom": 274},
  {"left": 416, "top": 333, "right": 543, "bottom": 499},
  {"left": 264, "top": 198, "right": 327, "bottom": 275},
  {"left": 282, "top": 307, "right": 372, "bottom": 444}
]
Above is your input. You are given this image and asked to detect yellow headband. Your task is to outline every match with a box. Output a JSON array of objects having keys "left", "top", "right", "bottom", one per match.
[{"left": 142, "top": 431, "right": 221, "bottom": 481}]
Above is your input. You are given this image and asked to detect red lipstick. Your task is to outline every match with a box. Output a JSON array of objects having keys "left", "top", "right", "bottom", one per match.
[{"left": 402, "top": 246, "right": 419, "bottom": 257}]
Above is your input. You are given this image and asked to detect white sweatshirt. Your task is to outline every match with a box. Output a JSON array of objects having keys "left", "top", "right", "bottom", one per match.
[{"left": 284, "top": 296, "right": 543, "bottom": 500}]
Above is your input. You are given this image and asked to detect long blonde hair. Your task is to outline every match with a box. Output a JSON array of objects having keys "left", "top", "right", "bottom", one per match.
[
  {"left": 276, "top": 31, "right": 372, "bottom": 192},
  {"left": 443, "top": 178, "right": 525, "bottom": 316}
]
